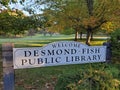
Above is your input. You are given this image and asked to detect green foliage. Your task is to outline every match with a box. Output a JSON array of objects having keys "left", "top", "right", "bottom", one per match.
[
  {"left": 0, "top": 9, "right": 39, "bottom": 37},
  {"left": 0, "top": 0, "right": 9, "bottom": 6},
  {"left": 55, "top": 64, "right": 120, "bottom": 90},
  {"left": 110, "top": 29, "right": 120, "bottom": 60},
  {"left": 61, "top": 28, "right": 75, "bottom": 35}
]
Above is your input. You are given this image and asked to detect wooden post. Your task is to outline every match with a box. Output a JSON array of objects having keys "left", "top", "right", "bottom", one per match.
[{"left": 2, "top": 43, "right": 14, "bottom": 90}]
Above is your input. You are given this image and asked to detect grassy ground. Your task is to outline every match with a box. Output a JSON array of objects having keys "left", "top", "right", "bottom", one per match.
[
  {"left": 0, "top": 34, "right": 74, "bottom": 47},
  {"left": 1, "top": 34, "right": 116, "bottom": 90},
  {"left": 0, "top": 34, "right": 107, "bottom": 47}
]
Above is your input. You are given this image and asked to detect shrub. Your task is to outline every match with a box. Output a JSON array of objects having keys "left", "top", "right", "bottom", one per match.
[
  {"left": 110, "top": 29, "right": 120, "bottom": 60},
  {"left": 55, "top": 64, "right": 120, "bottom": 90}
]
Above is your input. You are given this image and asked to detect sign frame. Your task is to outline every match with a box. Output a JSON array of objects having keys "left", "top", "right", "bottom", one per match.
[{"left": 13, "top": 41, "right": 106, "bottom": 69}]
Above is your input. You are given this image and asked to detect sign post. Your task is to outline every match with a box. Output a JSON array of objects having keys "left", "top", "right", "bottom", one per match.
[{"left": 2, "top": 43, "right": 14, "bottom": 90}]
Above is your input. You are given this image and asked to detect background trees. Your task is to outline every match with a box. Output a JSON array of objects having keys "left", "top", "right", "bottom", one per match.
[
  {"left": 22, "top": 0, "right": 120, "bottom": 45},
  {"left": 0, "top": 9, "right": 27, "bottom": 37},
  {"left": 0, "top": 0, "right": 41, "bottom": 37}
]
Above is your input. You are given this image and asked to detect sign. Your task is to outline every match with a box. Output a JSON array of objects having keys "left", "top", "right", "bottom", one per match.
[{"left": 13, "top": 41, "right": 106, "bottom": 69}]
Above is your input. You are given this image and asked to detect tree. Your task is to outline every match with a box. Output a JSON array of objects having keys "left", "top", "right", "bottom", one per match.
[
  {"left": 0, "top": 10, "right": 12, "bottom": 36},
  {"left": 0, "top": 9, "right": 28, "bottom": 37},
  {"left": 0, "top": 0, "right": 43, "bottom": 37},
  {"left": 19, "top": 0, "right": 120, "bottom": 45}
]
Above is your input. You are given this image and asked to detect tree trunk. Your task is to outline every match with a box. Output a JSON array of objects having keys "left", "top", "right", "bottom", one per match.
[
  {"left": 86, "top": 29, "right": 92, "bottom": 45},
  {"left": 74, "top": 29, "right": 79, "bottom": 41},
  {"left": 80, "top": 32, "right": 83, "bottom": 40},
  {"left": 90, "top": 31, "right": 93, "bottom": 40}
]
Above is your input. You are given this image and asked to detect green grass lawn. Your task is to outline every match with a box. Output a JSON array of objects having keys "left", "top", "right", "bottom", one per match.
[
  {"left": 0, "top": 34, "right": 107, "bottom": 48},
  {"left": 0, "top": 34, "right": 75, "bottom": 47},
  {"left": 1, "top": 34, "right": 119, "bottom": 90}
]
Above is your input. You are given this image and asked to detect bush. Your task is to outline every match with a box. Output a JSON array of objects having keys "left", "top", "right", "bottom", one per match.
[
  {"left": 110, "top": 29, "right": 120, "bottom": 60},
  {"left": 55, "top": 64, "right": 120, "bottom": 90}
]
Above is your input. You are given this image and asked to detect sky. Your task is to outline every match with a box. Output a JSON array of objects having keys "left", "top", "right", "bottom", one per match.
[
  {"left": 9, "top": 2, "right": 30, "bottom": 16},
  {"left": 9, "top": 0, "right": 44, "bottom": 16}
]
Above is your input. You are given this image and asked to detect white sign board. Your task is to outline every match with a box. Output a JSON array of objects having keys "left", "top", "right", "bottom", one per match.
[{"left": 13, "top": 41, "right": 106, "bottom": 69}]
